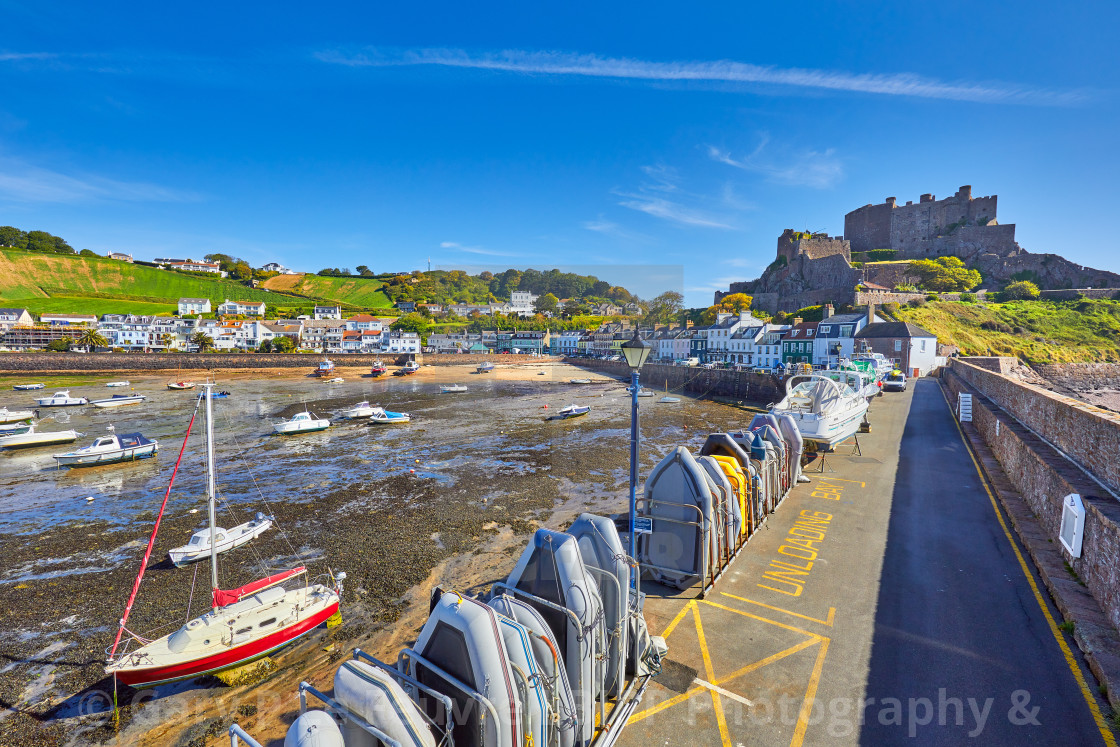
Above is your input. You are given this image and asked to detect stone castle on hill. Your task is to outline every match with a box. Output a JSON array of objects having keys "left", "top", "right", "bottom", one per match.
[{"left": 720, "top": 185, "right": 1120, "bottom": 313}]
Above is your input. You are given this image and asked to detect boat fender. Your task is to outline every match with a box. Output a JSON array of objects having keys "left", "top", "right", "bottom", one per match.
[{"left": 284, "top": 709, "right": 344, "bottom": 747}]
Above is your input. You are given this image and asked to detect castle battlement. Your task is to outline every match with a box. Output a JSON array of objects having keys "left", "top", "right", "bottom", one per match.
[{"left": 777, "top": 228, "right": 850, "bottom": 264}]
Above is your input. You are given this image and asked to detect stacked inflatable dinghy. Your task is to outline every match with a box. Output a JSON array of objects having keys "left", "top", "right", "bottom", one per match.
[
  {"left": 635, "top": 415, "right": 805, "bottom": 594},
  {"left": 235, "top": 514, "right": 665, "bottom": 747}
]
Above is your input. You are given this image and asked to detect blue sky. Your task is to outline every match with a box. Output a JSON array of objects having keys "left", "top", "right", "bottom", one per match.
[{"left": 1, "top": 2, "right": 1117, "bottom": 307}]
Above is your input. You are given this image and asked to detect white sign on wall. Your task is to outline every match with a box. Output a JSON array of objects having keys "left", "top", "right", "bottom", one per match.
[{"left": 1059, "top": 493, "right": 1086, "bottom": 558}]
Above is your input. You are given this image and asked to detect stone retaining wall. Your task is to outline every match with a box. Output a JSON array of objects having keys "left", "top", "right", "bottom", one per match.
[
  {"left": 421, "top": 354, "right": 551, "bottom": 366},
  {"left": 568, "top": 358, "right": 785, "bottom": 403},
  {"left": 945, "top": 358, "right": 1120, "bottom": 630}
]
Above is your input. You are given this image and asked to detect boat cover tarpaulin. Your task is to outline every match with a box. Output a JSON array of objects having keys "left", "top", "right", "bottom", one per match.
[
  {"left": 118, "top": 433, "right": 155, "bottom": 448},
  {"left": 212, "top": 566, "right": 306, "bottom": 608}
]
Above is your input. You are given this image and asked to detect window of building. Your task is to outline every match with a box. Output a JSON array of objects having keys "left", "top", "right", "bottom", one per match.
[{"left": 894, "top": 339, "right": 902, "bottom": 352}]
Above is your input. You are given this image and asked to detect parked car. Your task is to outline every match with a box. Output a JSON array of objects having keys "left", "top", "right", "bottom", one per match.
[{"left": 883, "top": 371, "right": 907, "bottom": 391}]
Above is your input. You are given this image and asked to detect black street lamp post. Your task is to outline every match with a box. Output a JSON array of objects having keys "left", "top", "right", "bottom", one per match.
[{"left": 621, "top": 329, "right": 651, "bottom": 588}]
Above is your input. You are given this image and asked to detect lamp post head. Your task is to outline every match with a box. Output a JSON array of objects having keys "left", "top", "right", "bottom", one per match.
[{"left": 621, "top": 328, "right": 651, "bottom": 371}]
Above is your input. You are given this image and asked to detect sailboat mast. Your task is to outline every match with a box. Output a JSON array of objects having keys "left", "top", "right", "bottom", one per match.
[{"left": 204, "top": 382, "right": 220, "bottom": 608}]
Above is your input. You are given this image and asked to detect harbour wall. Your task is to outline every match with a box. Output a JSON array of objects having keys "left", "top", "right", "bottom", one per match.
[
  {"left": 567, "top": 358, "right": 785, "bottom": 404},
  {"left": 944, "top": 358, "right": 1120, "bottom": 631}
]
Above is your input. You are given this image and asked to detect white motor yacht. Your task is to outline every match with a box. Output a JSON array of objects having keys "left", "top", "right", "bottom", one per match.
[
  {"left": 168, "top": 513, "right": 274, "bottom": 567},
  {"left": 273, "top": 411, "right": 331, "bottom": 435},
  {"left": 35, "top": 390, "right": 89, "bottom": 407},
  {"left": 770, "top": 374, "right": 869, "bottom": 449},
  {"left": 343, "top": 400, "right": 376, "bottom": 418},
  {"left": 0, "top": 424, "right": 80, "bottom": 449},
  {"left": 91, "top": 394, "right": 147, "bottom": 408},
  {"left": 53, "top": 432, "right": 158, "bottom": 467},
  {"left": 0, "top": 407, "right": 35, "bottom": 424}
]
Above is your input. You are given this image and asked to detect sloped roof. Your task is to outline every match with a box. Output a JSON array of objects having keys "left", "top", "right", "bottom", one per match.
[{"left": 855, "top": 321, "right": 936, "bottom": 339}]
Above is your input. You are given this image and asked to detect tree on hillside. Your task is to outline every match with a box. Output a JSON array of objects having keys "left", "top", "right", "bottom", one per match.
[
  {"left": 643, "top": 291, "right": 684, "bottom": 325},
  {"left": 0, "top": 226, "right": 27, "bottom": 247},
  {"left": 190, "top": 332, "right": 214, "bottom": 352},
  {"left": 1001, "top": 280, "right": 1041, "bottom": 300},
  {"left": 76, "top": 329, "right": 108, "bottom": 351},
  {"left": 700, "top": 292, "right": 754, "bottom": 324},
  {"left": 909, "top": 257, "right": 982, "bottom": 292},
  {"left": 534, "top": 293, "right": 559, "bottom": 314},
  {"left": 79, "top": 249, "right": 98, "bottom": 257},
  {"left": 25, "top": 230, "right": 73, "bottom": 254},
  {"left": 392, "top": 313, "right": 431, "bottom": 343},
  {"left": 356, "top": 265, "right": 374, "bottom": 276}
]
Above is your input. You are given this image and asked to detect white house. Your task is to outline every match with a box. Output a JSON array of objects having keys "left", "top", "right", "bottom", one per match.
[
  {"left": 0, "top": 308, "right": 34, "bottom": 331},
  {"left": 314, "top": 305, "right": 342, "bottom": 320},
  {"left": 261, "top": 262, "right": 298, "bottom": 274},
  {"left": 343, "top": 314, "right": 385, "bottom": 332},
  {"left": 509, "top": 290, "right": 540, "bottom": 316},
  {"left": 813, "top": 306, "right": 884, "bottom": 366},
  {"left": 552, "top": 330, "right": 585, "bottom": 356},
  {"left": 383, "top": 330, "right": 421, "bottom": 354},
  {"left": 178, "top": 298, "right": 212, "bottom": 315},
  {"left": 40, "top": 313, "right": 98, "bottom": 327},
  {"left": 704, "top": 311, "right": 768, "bottom": 363},
  {"left": 107, "top": 251, "right": 133, "bottom": 262},
  {"left": 855, "top": 322, "right": 939, "bottom": 376},
  {"left": 217, "top": 299, "right": 266, "bottom": 317},
  {"left": 164, "top": 259, "right": 226, "bottom": 277}
]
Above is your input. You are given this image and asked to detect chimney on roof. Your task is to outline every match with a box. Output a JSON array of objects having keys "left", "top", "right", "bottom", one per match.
[
  {"left": 867, "top": 303, "right": 875, "bottom": 326},
  {"left": 823, "top": 304, "right": 834, "bottom": 319},
  {"left": 793, "top": 317, "right": 803, "bottom": 326}
]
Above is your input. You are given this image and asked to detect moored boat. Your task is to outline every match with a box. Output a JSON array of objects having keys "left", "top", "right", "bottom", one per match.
[
  {"left": 53, "top": 432, "right": 158, "bottom": 467},
  {"left": 34, "top": 390, "right": 89, "bottom": 407},
  {"left": 198, "top": 390, "right": 231, "bottom": 399},
  {"left": 91, "top": 394, "right": 147, "bottom": 408},
  {"left": 555, "top": 404, "right": 590, "bottom": 419},
  {"left": 0, "top": 422, "right": 32, "bottom": 437},
  {"left": 369, "top": 406, "right": 410, "bottom": 424},
  {"left": 0, "top": 407, "right": 35, "bottom": 424},
  {"left": 394, "top": 360, "right": 420, "bottom": 376},
  {"left": 314, "top": 357, "right": 335, "bottom": 377},
  {"left": 370, "top": 360, "right": 388, "bottom": 377},
  {"left": 323, "top": 377, "right": 345, "bottom": 383},
  {"left": 439, "top": 384, "right": 467, "bottom": 393},
  {"left": 12, "top": 383, "right": 45, "bottom": 391},
  {"left": 168, "top": 513, "right": 273, "bottom": 567},
  {"left": 0, "top": 424, "right": 80, "bottom": 449},
  {"left": 659, "top": 396, "right": 681, "bottom": 403},
  {"left": 342, "top": 400, "right": 376, "bottom": 418},
  {"left": 273, "top": 411, "right": 331, "bottom": 435},
  {"left": 477, "top": 361, "right": 494, "bottom": 373},
  {"left": 105, "top": 383, "right": 345, "bottom": 688},
  {"left": 167, "top": 381, "right": 196, "bottom": 390},
  {"left": 106, "top": 381, "right": 130, "bottom": 388},
  {"left": 569, "top": 378, "right": 591, "bottom": 384}
]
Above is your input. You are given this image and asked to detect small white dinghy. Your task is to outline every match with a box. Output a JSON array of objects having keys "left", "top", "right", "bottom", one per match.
[
  {"left": 105, "top": 381, "right": 130, "bottom": 388},
  {"left": 343, "top": 400, "right": 377, "bottom": 418},
  {"left": 53, "top": 431, "right": 158, "bottom": 468},
  {"left": 659, "top": 396, "right": 681, "bottom": 403},
  {"left": 0, "top": 422, "right": 32, "bottom": 437},
  {"left": 12, "top": 383, "right": 45, "bottom": 391},
  {"left": 636, "top": 388, "right": 654, "bottom": 398},
  {"left": 369, "top": 406, "right": 410, "bottom": 424},
  {"left": 0, "top": 424, "right": 80, "bottom": 449},
  {"left": 569, "top": 378, "right": 591, "bottom": 384},
  {"left": 91, "top": 394, "right": 146, "bottom": 408},
  {"left": 440, "top": 384, "right": 467, "bottom": 393},
  {"left": 0, "top": 407, "right": 35, "bottom": 424},
  {"left": 35, "top": 390, "right": 89, "bottom": 407},
  {"left": 168, "top": 513, "right": 274, "bottom": 567},
  {"left": 555, "top": 404, "right": 590, "bottom": 419},
  {"left": 274, "top": 411, "right": 331, "bottom": 435},
  {"left": 323, "top": 377, "right": 344, "bottom": 384}
]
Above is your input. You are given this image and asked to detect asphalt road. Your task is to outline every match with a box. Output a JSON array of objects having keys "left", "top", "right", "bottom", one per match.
[{"left": 860, "top": 378, "right": 1107, "bottom": 744}]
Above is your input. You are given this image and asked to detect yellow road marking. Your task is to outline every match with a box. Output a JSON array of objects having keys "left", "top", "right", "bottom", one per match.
[
  {"left": 659, "top": 599, "right": 694, "bottom": 639},
  {"left": 710, "top": 636, "right": 821, "bottom": 688},
  {"left": 699, "top": 598, "right": 820, "bottom": 638},
  {"left": 693, "top": 602, "right": 733, "bottom": 746},
  {"left": 627, "top": 685, "right": 703, "bottom": 724},
  {"left": 938, "top": 383, "right": 1117, "bottom": 747},
  {"left": 719, "top": 592, "right": 836, "bottom": 627},
  {"left": 814, "top": 477, "right": 866, "bottom": 486},
  {"left": 790, "top": 635, "right": 831, "bottom": 747}
]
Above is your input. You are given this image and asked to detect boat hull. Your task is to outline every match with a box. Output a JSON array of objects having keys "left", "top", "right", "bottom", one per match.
[
  {"left": 92, "top": 397, "right": 145, "bottom": 408},
  {"left": 54, "top": 444, "right": 158, "bottom": 467},
  {"left": 167, "top": 383, "right": 195, "bottom": 390},
  {"left": 0, "top": 412, "right": 34, "bottom": 424},
  {"left": 0, "top": 432, "right": 79, "bottom": 449},
  {"left": 35, "top": 400, "right": 88, "bottom": 407},
  {"left": 13, "top": 384, "right": 45, "bottom": 391},
  {"left": 108, "top": 600, "right": 339, "bottom": 688},
  {"left": 781, "top": 405, "right": 867, "bottom": 449},
  {"left": 274, "top": 423, "right": 330, "bottom": 434}
]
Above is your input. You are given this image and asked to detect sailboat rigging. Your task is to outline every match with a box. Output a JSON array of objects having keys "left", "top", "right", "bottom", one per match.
[{"left": 106, "top": 383, "right": 344, "bottom": 688}]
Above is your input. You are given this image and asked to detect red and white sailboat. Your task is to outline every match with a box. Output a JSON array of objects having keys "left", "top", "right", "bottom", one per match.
[{"left": 105, "top": 383, "right": 344, "bottom": 688}]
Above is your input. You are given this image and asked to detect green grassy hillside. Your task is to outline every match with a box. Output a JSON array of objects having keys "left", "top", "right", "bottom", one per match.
[
  {"left": 893, "top": 299, "right": 1120, "bottom": 363},
  {"left": 5, "top": 296, "right": 178, "bottom": 316},
  {"left": 0, "top": 248, "right": 300, "bottom": 306},
  {"left": 261, "top": 273, "right": 394, "bottom": 307}
]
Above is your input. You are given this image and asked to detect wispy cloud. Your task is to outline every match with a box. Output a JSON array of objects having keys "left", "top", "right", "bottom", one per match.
[
  {"left": 0, "top": 158, "right": 201, "bottom": 204},
  {"left": 709, "top": 135, "right": 844, "bottom": 189},
  {"left": 439, "top": 240, "right": 519, "bottom": 257},
  {"left": 316, "top": 47, "right": 1087, "bottom": 106},
  {"left": 615, "top": 192, "right": 733, "bottom": 229},
  {"left": 581, "top": 218, "right": 649, "bottom": 242},
  {"left": 0, "top": 52, "right": 57, "bottom": 62}
]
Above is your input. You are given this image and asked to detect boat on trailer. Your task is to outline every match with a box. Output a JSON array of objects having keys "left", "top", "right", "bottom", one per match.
[
  {"left": 53, "top": 432, "right": 158, "bottom": 467},
  {"left": 770, "top": 373, "right": 868, "bottom": 449},
  {"left": 105, "top": 383, "right": 344, "bottom": 689}
]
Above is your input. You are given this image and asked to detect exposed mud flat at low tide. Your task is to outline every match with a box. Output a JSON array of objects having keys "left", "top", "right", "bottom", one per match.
[{"left": 0, "top": 362, "right": 756, "bottom": 746}]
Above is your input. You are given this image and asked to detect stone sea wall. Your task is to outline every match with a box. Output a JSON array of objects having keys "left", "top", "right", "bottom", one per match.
[
  {"left": 945, "top": 358, "right": 1120, "bottom": 630},
  {"left": 569, "top": 358, "right": 785, "bottom": 404}
]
